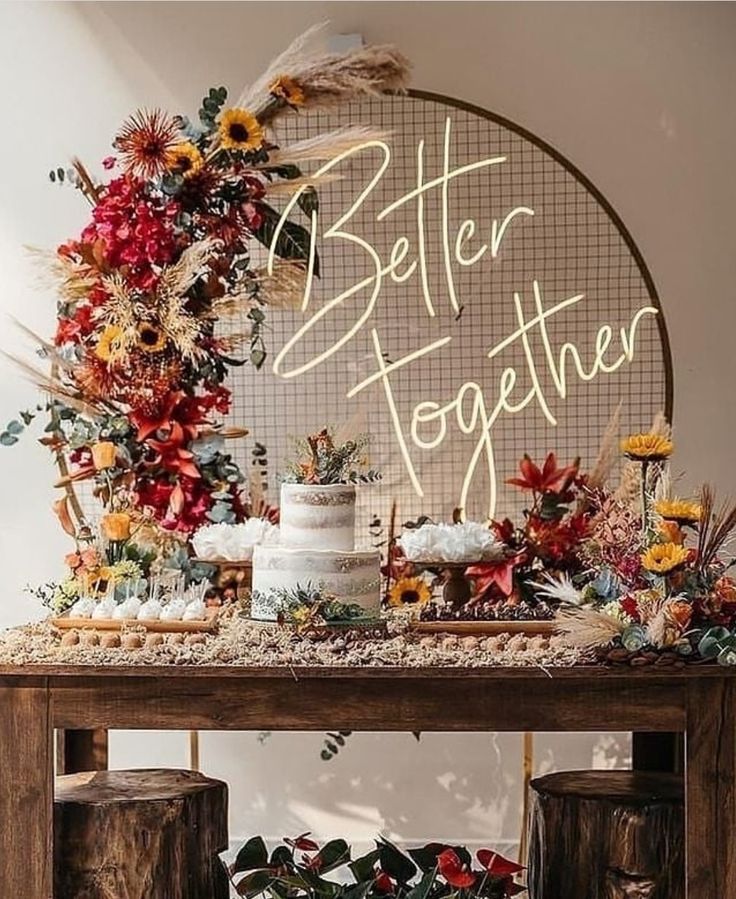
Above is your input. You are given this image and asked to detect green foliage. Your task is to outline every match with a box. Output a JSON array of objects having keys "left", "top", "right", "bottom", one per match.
[
  {"left": 198, "top": 86, "right": 228, "bottom": 132},
  {"left": 320, "top": 731, "right": 353, "bottom": 761},
  {"left": 227, "top": 835, "right": 525, "bottom": 899},
  {"left": 253, "top": 202, "right": 320, "bottom": 276},
  {"left": 697, "top": 626, "right": 736, "bottom": 665},
  {"left": 283, "top": 429, "right": 381, "bottom": 486}
]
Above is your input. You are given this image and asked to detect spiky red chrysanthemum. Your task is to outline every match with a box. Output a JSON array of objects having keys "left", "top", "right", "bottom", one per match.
[{"left": 113, "top": 108, "right": 180, "bottom": 179}]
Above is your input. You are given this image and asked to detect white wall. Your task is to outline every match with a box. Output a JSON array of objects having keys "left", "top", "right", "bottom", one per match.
[{"left": 2, "top": 0, "right": 734, "bottom": 852}]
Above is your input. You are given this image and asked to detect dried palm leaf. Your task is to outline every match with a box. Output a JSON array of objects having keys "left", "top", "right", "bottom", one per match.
[
  {"left": 697, "top": 483, "right": 736, "bottom": 572},
  {"left": 556, "top": 607, "right": 624, "bottom": 651},
  {"left": 2, "top": 352, "right": 106, "bottom": 418}
]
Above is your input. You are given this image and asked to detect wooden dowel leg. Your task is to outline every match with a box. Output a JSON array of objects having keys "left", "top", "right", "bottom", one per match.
[
  {"left": 0, "top": 681, "right": 53, "bottom": 897},
  {"left": 632, "top": 732, "right": 683, "bottom": 773},
  {"left": 56, "top": 728, "right": 109, "bottom": 775},
  {"left": 685, "top": 680, "right": 736, "bottom": 897}
]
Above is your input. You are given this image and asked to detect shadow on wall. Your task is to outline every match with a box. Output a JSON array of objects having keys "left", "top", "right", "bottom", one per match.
[{"left": 112, "top": 730, "right": 631, "bottom": 849}]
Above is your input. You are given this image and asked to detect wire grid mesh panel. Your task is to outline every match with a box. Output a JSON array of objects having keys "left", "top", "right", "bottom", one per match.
[{"left": 230, "top": 91, "right": 671, "bottom": 545}]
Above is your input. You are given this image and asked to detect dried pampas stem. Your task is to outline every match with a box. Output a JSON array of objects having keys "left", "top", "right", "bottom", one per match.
[
  {"left": 556, "top": 607, "right": 624, "bottom": 651},
  {"left": 238, "top": 25, "right": 410, "bottom": 124},
  {"left": 71, "top": 156, "right": 101, "bottom": 205},
  {"left": 262, "top": 172, "right": 340, "bottom": 195},
  {"left": 263, "top": 126, "right": 390, "bottom": 168},
  {"left": 587, "top": 401, "right": 623, "bottom": 492}
]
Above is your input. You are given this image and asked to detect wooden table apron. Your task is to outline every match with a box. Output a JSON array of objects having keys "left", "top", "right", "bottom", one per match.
[{"left": 0, "top": 665, "right": 734, "bottom": 898}]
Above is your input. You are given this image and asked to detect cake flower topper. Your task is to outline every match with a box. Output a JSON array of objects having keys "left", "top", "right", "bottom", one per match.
[{"left": 281, "top": 427, "right": 381, "bottom": 485}]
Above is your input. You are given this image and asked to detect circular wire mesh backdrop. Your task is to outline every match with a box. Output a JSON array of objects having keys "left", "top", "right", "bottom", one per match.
[{"left": 230, "top": 91, "right": 671, "bottom": 544}]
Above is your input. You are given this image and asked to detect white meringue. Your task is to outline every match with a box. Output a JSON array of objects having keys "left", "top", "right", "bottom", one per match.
[
  {"left": 137, "top": 599, "right": 163, "bottom": 621},
  {"left": 183, "top": 599, "right": 207, "bottom": 621},
  {"left": 113, "top": 597, "right": 142, "bottom": 620},
  {"left": 398, "top": 521, "right": 506, "bottom": 563},
  {"left": 70, "top": 597, "right": 95, "bottom": 619},
  {"left": 92, "top": 597, "right": 117, "bottom": 619},
  {"left": 160, "top": 599, "right": 187, "bottom": 621}
]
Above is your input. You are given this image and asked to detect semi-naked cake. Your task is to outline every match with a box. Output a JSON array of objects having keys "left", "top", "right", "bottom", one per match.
[{"left": 251, "top": 483, "right": 381, "bottom": 621}]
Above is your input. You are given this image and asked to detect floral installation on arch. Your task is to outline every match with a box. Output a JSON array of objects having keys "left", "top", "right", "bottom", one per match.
[{"left": 3, "top": 26, "right": 409, "bottom": 615}]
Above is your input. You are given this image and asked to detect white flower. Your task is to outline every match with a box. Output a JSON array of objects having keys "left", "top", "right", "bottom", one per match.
[
  {"left": 533, "top": 571, "right": 582, "bottom": 606},
  {"left": 601, "top": 600, "right": 634, "bottom": 626},
  {"left": 191, "top": 519, "right": 280, "bottom": 561},
  {"left": 398, "top": 521, "right": 505, "bottom": 563}
]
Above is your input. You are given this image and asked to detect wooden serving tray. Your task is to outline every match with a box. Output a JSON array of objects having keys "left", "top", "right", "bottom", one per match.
[
  {"left": 410, "top": 620, "right": 557, "bottom": 637},
  {"left": 51, "top": 614, "right": 218, "bottom": 634}
]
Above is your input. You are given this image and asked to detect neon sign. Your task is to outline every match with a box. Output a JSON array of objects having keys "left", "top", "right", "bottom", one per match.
[{"left": 269, "top": 117, "right": 659, "bottom": 519}]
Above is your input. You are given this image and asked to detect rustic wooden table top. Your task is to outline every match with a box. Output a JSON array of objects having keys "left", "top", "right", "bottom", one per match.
[{"left": 0, "top": 661, "right": 734, "bottom": 897}]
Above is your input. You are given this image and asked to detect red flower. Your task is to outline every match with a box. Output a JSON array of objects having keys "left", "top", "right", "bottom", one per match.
[
  {"left": 374, "top": 869, "right": 395, "bottom": 894},
  {"left": 620, "top": 593, "right": 641, "bottom": 622},
  {"left": 507, "top": 453, "right": 579, "bottom": 495},
  {"left": 467, "top": 555, "right": 523, "bottom": 598},
  {"left": 476, "top": 849, "right": 524, "bottom": 877},
  {"left": 284, "top": 833, "right": 319, "bottom": 852},
  {"left": 80, "top": 174, "right": 184, "bottom": 286},
  {"left": 437, "top": 848, "right": 475, "bottom": 888}
]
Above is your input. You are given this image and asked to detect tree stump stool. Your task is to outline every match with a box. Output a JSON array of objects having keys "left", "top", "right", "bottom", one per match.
[
  {"left": 54, "top": 768, "right": 229, "bottom": 899},
  {"left": 528, "top": 771, "right": 683, "bottom": 899}
]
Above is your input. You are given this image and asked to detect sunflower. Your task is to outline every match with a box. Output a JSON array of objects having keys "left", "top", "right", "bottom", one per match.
[
  {"left": 389, "top": 576, "right": 432, "bottom": 607},
  {"left": 641, "top": 542, "right": 689, "bottom": 575},
  {"left": 95, "top": 325, "right": 125, "bottom": 363},
  {"left": 167, "top": 142, "right": 204, "bottom": 179},
  {"left": 114, "top": 108, "right": 180, "bottom": 179},
  {"left": 136, "top": 322, "right": 167, "bottom": 353},
  {"left": 655, "top": 498, "right": 701, "bottom": 526},
  {"left": 219, "top": 108, "right": 264, "bottom": 152},
  {"left": 621, "top": 433, "right": 674, "bottom": 462},
  {"left": 269, "top": 75, "right": 306, "bottom": 107}
]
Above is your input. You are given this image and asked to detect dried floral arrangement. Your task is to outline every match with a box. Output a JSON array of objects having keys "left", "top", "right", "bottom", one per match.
[
  {"left": 4, "top": 26, "right": 408, "bottom": 616},
  {"left": 282, "top": 427, "right": 381, "bottom": 485},
  {"left": 387, "top": 412, "right": 736, "bottom": 663},
  {"left": 229, "top": 833, "right": 525, "bottom": 899},
  {"left": 268, "top": 583, "right": 381, "bottom": 631}
]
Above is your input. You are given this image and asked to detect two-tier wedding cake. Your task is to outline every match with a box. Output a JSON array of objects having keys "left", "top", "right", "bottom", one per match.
[{"left": 251, "top": 482, "right": 382, "bottom": 621}]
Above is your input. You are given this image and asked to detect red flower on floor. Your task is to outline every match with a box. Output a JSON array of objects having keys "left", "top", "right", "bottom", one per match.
[{"left": 437, "top": 848, "right": 476, "bottom": 888}]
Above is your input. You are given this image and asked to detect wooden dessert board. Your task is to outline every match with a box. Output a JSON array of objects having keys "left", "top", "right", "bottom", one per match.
[
  {"left": 410, "top": 620, "right": 557, "bottom": 637},
  {"left": 51, "top": 614, "right": 219, "bottom": 634}
]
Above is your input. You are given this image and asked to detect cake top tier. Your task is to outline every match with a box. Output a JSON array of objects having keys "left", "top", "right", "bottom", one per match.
[{"left": 279, "top": 482, "right": 357, "bottom": 552}]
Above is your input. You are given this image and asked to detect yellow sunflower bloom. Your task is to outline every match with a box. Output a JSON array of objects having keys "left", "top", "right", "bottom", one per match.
[
  {"left": 95, "top": 325, "right": 125, "bottom": 363},
  {"left": 219, "top": 108, "right": 264, "bottom": 152},
  {"left": 621, "top": 433, "right": 674, "bottom": 462},
  {"left": 641, "top": 542, "right": 689, "bottom": 575},
  {"left": 655, "top": 498, "right": 701, "bottom": 525},
  {"left": 269, "top": 75, "right": 306, "bottom": 107},
  {"left": 389, "top": 576, "right": 432, "bottom": 607},
  {"left": 167, "top": 141, "right": 204, "bottom": 179},
  {"left": 136, "top": 322, "right": 167, "bottom": 353}
]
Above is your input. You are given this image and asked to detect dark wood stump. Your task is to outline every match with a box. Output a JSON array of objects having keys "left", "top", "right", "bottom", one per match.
[
  {"left": 54, "top": 768, "right": 229, "bottom": 899},
  {"left": 528, "top": 771, "right": 683, "bottom": 899}
]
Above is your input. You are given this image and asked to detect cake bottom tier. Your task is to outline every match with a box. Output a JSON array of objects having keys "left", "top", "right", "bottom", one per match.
[{"left": 251, "top": 546, "right": 381, "bottom": 621}]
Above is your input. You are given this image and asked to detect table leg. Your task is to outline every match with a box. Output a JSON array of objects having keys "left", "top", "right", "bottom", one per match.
[
  {"left": 0, "top": 681, "right": 53, "bottom": 897},
  {"left": 686, "top": 679, "right": 736, "bottom": 897},
  {"left": 56, "top": 728, "right": 109, "bottom": 774},
  {"left": 632, "top": 732, "right": 683, "bottom": 773}
]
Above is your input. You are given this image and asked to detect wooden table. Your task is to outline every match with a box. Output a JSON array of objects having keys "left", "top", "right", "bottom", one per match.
[{"left": 1, "top": 663, "right": 734, "bottom": 898}]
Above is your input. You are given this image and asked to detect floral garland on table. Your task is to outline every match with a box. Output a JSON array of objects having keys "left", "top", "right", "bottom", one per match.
[
  {"left": 388, "top": 414, "right": 736, "bottom": 664},
  {"left": 4, "top": 28, "right": 409, "bottom": 615}
]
